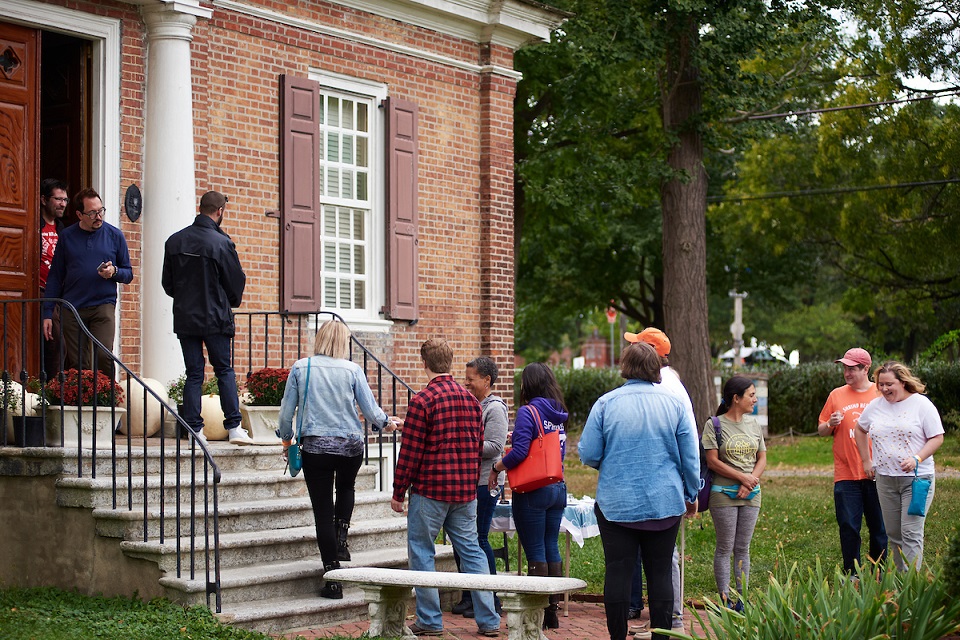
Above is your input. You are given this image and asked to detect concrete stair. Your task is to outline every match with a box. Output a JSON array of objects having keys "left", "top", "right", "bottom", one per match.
[{"left": 42, "top": 441, "right": 458, "bottom": 635}]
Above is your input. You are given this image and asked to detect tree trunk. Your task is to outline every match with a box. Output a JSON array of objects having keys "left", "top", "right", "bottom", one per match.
[{"left": 660, "top": 13, "right": 714, "bottom": 427}]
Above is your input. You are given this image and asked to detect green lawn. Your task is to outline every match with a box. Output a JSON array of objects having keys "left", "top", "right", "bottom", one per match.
[{"left": 519, "top": 433, "right": 960, "bottom": 602}]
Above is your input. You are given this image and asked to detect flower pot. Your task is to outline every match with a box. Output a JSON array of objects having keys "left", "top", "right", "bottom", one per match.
[
  {"left": 12, "top": 416, "right": 45, "bottom": 447},
  {"left": 45, "top": 406, "right": 126, "bottom": 449},
  {"left": 239, "top": 404, "right": 282, "bottom": 444}
]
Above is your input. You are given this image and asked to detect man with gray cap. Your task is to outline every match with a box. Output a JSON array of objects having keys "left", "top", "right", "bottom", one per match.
[
  {"left": 817, "top": 348, "right": 887, "bottom": 574},
  {"left": 162, "top": 191, "right": 251, "bottom": 444}
]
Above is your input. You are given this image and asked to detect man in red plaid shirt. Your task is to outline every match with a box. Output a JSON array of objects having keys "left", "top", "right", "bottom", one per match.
[{"left": 391, "top": 338, "right": 500, "bottom": 637}]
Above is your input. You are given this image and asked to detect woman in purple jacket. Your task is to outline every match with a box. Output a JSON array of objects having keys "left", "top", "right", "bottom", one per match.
[{"left": 489, "top": 362, "right": 567, "bottom": 629}]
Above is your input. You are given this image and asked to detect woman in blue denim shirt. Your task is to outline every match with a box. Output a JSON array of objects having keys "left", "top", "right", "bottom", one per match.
[
  {"left": 490, "top": 362, "right": 567, "bottom": 629},
  {"left": 579, "top": 342, "right": 700, "bottom": 640},
  {"left": 278, "top": 320, "right": 399, "bottom": 599}
]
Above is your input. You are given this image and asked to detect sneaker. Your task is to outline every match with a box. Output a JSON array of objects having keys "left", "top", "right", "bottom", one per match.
[
  {"left": 191, "top": 429, "right": 207, "bottom": 445},
  {"left": 672, "top": 614, "right": 685, "bottom": 629},
  {"left": 629, "top": 622, "right": 649, "bottom": 637},
  {"left": 632, "top": 629, "right": 652, "bottom": 640},
  {"left": 628, "top": 608, "right": 643, "bottom": 619},
  {"left": 452, "top": 597, "right": 472, "bottom": 615},
  {"left": 227, "top": 427, "right": 254, "bottom": 445},
  {"left": 407, "top": 623, "right": 443, "bottom": 636},
  {"left": 462, "top": 603, "right": 475, "bottom": 618},
  {"left": 478, "top": 628, "right": 499, "bottom": 638}
]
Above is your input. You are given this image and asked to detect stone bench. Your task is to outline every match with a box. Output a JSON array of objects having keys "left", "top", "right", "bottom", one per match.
[{"left": 323, "top": 567, "right": 587, "bottom": 640}]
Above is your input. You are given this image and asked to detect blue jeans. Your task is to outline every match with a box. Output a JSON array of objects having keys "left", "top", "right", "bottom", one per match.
[
  {"left": 476, "top": 485, "right": 498, "bottom": 574},
  {"left": 407, "top": 493, "right": 499, "bottom": 632},
  {"left": 179, "top": 334, "right": 241, "bottom": 432},
  {"left": 511, "top": 481, "right": 566, "bottom": 563},
  {"left": 834, "top": 480, "right": 888, "bottom": 573}
]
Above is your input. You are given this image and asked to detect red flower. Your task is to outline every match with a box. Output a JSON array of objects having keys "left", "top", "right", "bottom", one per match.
[
  {"left": 244, "top": 367, "right": 290, "bottom": 406},
  {"left": 46, "top": 369, "right": 124, "bottom": 407}
]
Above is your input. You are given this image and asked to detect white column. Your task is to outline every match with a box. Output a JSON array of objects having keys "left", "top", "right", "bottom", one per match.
[{"left": 140, "top": 2, "right": 211, "bottom": 386}]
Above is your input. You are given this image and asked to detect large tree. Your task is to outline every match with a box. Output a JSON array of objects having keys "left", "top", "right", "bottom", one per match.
[{"left": 515, "top": 1, "right": 841, "bottom": 421}]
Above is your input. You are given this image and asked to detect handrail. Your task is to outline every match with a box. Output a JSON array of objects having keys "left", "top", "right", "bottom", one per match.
[
  {"left": 0, "top": 299, "right": 222, "bottom": 612},
  {"left": 231, "top": 311, "right": 413, "bottom": 491}
]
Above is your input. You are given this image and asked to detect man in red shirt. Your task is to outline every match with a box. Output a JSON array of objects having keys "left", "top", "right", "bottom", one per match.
[
  {"left": 818, "top": 347, "right": 887, "bottom": 574},
  {"left": 391, "top": 338, "right": 499, "bottom": 637},
  {"left": 39, "top": 178, "right": 69, "bottom": 376}
]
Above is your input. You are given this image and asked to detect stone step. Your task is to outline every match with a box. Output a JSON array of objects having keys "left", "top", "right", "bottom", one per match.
[
  {"left": 93, "top": 491, "right": 397, "bottom": 539},
  {"left": 120, "top": 517, "right": 411, "bottom": 571},
  {"left": 56, "top": 464, "right": 379, "bottom": 509}
]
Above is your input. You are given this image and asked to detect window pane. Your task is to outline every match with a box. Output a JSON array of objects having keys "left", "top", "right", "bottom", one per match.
[
  {"left": 327, "top": 168, "right": 340, "bottom": 197},
  {"left": 354, "top": 281, "right": 365, "bottom": 309},
  {"left": 323, "top": 207, "right": 336, "bottom": 236},
  {"left": 341, "top": 171, "right": 354, "bottom": 199},
  {"left": 353, "top": 210, "right": 364, "bottom": 240},
  {"left": 343, "top": 100, "right": 354, "bottom": 130},
  {"left": 338, "top": 208, "right": 351, "bottom": 239},
  {"left": 324, "top": 242, "right": 336, "bottom": 270},
  {"left": 342, "top": 135, "right": 354, "bottom": 164},
  {"left": 354, "top": 245, "right": 365, "bottom": 274},
  {"left": 356, "top": 172, "right": 367, "bottom": 201},
  {"left": 357, "top": 137, "right": 368, "bottom": 168},
  {"left": 339, "top": 247, "right": 351, "bottom": 272},
  {"left": 339, "top": 280, "right": 351, "bottom": 308},
  {"left": 326, "top": 132, "right": 339, "bottom": 162},
  {"left": 324, "top": 278, "right": 337, "bottom": 307},
  {"left": 327, "top": 96, "right": 339, "bottom": 127},
  {"left": 357, "top": 103, "right": 368, "bottom": 132}
]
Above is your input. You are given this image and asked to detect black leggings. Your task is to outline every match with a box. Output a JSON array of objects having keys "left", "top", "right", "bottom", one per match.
[
  {"left": 302, "top": 451, "right": 363, "bottom": 565},
  {"left": 596, "top": 505, "right": 680, "bottom": 640}
]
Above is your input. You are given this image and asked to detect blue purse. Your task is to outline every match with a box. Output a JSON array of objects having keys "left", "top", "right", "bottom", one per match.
[
  {"left": 287, "top": 361, "right": 310, "bottom": 478},
  {"left": 908, "top": 466, "right": 931, "bottom": 517}
]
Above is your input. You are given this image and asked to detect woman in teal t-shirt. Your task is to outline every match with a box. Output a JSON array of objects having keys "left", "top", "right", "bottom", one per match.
[{"left": 701, "top": 375, "right": 766, "bottom": 611}]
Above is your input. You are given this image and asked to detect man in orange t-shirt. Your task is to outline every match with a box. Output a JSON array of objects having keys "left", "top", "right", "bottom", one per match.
[{"left": 818, "top": 347, "right": 887, "bottom": 574}]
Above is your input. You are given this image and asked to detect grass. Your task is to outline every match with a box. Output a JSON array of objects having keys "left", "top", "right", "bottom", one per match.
[{"left": 507, "top": 433, "right": 960, "bottom": 602}]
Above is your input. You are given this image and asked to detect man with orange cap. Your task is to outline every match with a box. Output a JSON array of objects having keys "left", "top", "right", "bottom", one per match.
[{"left": 624, "top": 328, "right": 695, "bottom": 631}]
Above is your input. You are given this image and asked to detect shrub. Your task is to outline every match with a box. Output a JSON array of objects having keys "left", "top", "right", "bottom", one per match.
[
  {"left": 666, "top": 558, "right": 960, "bottom": 640},
  {"left": 45, "top": 369, "right": 124, "bottom": 407},
  {"left": 945, "top": 528, "right": 960, "bottom": 599},
  {"left": 167, "top": 374, "right": 186, "bottom": 406},
  {"left": 515, "top": 366, "right": 623, "bottom": 428},
  {"left": 244, "top": 368, "right": 289, "bottom": 406},
  {"left": 2, "top": 377, "right": 22, "bottom": 415}
]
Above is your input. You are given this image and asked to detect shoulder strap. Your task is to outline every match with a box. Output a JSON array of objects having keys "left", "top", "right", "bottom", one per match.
[
  {"left": 526, "top": 405, "right": 546, "bottom": 438},
  {"left": 711, "top": 415, "right": 722, "bottom": 448},
  {"left": 296, "top": 360, "right": 311, "bottom": 444}
]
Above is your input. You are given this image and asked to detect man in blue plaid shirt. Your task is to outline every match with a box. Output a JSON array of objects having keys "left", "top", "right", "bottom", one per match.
[{"left": 391, "top": 338, "right": 500, "bottom": 637}]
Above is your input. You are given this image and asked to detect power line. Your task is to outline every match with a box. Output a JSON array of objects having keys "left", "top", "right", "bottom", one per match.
[
  {"left": 708, "top": 178, "right": 960, "bottom": 203},
  {"left": 738, "top": 89, "right": 960, "bottom": 122}
]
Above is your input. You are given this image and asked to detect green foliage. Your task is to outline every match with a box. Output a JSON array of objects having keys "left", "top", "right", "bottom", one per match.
[
  {"left": 946, "top": 529, "right": 960, "bottom": 599},
  {"left": 0, "top": 588, "right": 290, "bottom": 639},
  {"left": 664, "top": 557, "right": 960, "bottom": 640},
  {"left": 513, "top": 366, "right": 623, "bottom": 428},
  {"left": 167, "top": 375, "right": 234, "bottom": 404}
]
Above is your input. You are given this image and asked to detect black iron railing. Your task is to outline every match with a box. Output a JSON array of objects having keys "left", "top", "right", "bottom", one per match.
[
  {"left": 0, "top": 299, "right": 222, "bottom": 611},
  {"left": 231, "top": 311, "right": 413, "bottom": 491}
]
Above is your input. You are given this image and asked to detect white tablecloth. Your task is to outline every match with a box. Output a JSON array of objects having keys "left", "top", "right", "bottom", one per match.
[{"left": 490, "top": 495, "right": 599, "bottom": 548}]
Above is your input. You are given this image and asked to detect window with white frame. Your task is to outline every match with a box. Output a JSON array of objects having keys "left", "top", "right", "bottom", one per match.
[{"left": 315, "top": 75, "right": 386, "bottom": 322}]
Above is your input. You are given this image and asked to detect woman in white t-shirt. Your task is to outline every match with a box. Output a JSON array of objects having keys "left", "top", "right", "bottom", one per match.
[{"left": 855, "top": 361, "right": 944, "bottom": 570}]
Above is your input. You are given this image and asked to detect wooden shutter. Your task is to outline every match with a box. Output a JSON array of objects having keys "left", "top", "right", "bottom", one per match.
[
  {"left": 279, "top": 74, "right": 321, "bottom": 312},
  {"left": 383, "top": 97, "right": 419, "bottom": 321}
]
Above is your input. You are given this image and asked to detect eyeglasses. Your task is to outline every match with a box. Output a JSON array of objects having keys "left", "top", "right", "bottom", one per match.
[{"left": 82, "top": 207, "right": 106, "bottom": 218}]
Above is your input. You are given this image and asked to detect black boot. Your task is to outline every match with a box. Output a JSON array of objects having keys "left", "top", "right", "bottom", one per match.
[
  {"left": 452, "top": 590, "right": 473, "bottom": 615},
  {"left": 320, "top": 561, "right": 343, "bottom": 599},
  {"left": 336, "top": 519, "right": 351, "bottom": 562},
  {"left": 527, "top": 561, "right": 552, "bottom": 629},
  {"left": 543, "top": 561, "right": 563, "bottom": 629}
]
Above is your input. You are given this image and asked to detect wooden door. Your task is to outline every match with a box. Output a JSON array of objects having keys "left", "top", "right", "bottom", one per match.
[{"left": 0, "top": 21, "right": 39, "bottom": 376}]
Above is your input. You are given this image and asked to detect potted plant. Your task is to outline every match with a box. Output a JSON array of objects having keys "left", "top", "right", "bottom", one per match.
[
  {"left": 239, "top": 367, "right": 289, "bottom": 444},
  {"left": 166, "top": 374, "right": 232, "bottom": 439},
  {"left": 44, "top": 369, "right": 126, "bottom": 449}
]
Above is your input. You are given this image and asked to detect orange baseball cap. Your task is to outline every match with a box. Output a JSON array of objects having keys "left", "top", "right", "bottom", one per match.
[{"left": 624, "top": 327, "right": 671, "bottom": 357}]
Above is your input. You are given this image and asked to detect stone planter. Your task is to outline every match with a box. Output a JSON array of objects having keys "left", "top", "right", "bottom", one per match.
[
  {"left": 12, "top": 416, "right": 45, "bottom": 447},
  {"left": 45, "top": 406, "right": 126, "bottom": 449},
  {"left": 239, "top": 403, "right": 282, "bottom": 444}
]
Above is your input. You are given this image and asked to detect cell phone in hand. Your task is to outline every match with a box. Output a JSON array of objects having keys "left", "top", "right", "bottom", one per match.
[{"left": 98, "top": 261, "right": 108, "bottom": 271}]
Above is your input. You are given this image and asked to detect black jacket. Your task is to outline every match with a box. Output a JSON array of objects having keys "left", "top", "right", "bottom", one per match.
[{"left": 162, "top": 215, "right": 246, "bottom": 337}]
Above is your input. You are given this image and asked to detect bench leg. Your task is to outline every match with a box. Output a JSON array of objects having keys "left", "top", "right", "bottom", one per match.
[
  {"left": 498, "top": 592, "right": 550, "bottom": 640},
  {"left": 359, "top": 584, "right": 414, "bottom": 639}
]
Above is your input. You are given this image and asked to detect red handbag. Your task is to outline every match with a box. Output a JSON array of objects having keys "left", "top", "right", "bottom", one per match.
[{"left": 505, "top": 405, "right": 563, "bottom": 493}]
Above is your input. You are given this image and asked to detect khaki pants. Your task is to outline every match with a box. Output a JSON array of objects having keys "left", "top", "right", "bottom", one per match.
[
  {"left": 60, "top": 303, "right": 116, "bottom": 377},
  {"left": 876, "top": 473, "right": 935, "bottom": 570}
]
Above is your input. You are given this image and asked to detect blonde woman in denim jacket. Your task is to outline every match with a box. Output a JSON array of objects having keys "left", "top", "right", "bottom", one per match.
[{"left": 278, "top": 320, "right": 399, "bottom": 598}]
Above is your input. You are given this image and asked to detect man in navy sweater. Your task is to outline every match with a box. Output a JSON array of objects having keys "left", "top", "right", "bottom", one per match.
[{"left": 43, "top": 188, "right": 133, "bottom": 377}]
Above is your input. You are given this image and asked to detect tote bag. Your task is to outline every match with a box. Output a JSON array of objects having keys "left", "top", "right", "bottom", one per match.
[
  {"left": 908, "top": 466, "right": 931, "bottom": 517},
  {"left": 697, "top": 416, "right": 723, "bottom": 512},
  {"left": 505, "top": 405, "right": 563, "bottom": 494}
]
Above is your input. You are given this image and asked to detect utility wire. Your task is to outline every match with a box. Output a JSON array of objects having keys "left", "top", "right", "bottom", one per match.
[
  {"left": 709, "top": 178, "right": 960, "bottom": 203},
  {"left": 741, "top": 89, "right": 960, "bottom": 122}
]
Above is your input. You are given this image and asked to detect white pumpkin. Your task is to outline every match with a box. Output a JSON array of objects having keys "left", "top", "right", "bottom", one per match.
[
  {"left": 120, "top": 377, "right": 168, "bottom": 437},
  {"left": 200, "top": 394, "right": 228, "bottom": 440}
]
